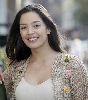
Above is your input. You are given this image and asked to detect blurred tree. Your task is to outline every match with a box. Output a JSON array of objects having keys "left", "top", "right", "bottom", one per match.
[
  {"left": 74, "top": 0, "right": 88, "bottom": 26},
  {"left": 0, "top": 48, "right": 8, "bottom": 71}
]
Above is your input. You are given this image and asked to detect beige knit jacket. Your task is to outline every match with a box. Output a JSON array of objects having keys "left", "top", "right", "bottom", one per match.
[{"left": 3, "top": 53, "right": 88, "bottom": 100}]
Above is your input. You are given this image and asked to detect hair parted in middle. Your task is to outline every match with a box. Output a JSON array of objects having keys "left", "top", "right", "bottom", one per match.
[{"left": 6, "top": 3, "right": 63, "bottom": 61}]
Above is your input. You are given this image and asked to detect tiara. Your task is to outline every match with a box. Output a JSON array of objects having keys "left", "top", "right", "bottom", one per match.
[{"left": 25, "top": 4, "right": 53, "bottom": 22}]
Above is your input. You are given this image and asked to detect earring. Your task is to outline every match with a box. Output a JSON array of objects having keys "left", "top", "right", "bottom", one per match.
[{"left": 47, "top": 29, "right": 51, "bottom": 34}]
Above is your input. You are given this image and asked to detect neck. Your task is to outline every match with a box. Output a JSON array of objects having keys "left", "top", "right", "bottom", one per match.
[{"left": 30, "top": 44, "right": 57, "bottom": 62}]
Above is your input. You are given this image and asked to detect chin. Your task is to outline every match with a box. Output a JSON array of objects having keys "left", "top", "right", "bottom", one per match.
[
  {"left": 27, "top": 42, "right": 46, "bottom": 49},
  {"left": 27, "top": 44, "right": 42, "bottom": 49}
]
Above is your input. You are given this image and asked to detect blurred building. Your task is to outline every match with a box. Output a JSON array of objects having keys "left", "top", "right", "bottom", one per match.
[{"left": 0, "top": 0, "right": 88, "bottom": 47}]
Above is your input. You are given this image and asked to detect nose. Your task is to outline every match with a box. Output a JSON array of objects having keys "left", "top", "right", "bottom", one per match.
[{"left": 27, "top": 26, "right": 34, "bottom": 34}]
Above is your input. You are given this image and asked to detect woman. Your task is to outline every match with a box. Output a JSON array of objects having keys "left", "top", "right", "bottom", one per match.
[{"left": 4, "top": 3, "right": 88, "bottom": 100}]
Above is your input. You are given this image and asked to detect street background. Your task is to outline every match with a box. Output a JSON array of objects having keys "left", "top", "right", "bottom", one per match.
[{"left": 0, "top": 0, "right": 88, "bottom": 73}]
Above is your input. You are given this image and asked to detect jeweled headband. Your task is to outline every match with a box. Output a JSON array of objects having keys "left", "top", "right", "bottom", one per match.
[{"left": 25, "top": 3, "right": 54, "bottom": 23}]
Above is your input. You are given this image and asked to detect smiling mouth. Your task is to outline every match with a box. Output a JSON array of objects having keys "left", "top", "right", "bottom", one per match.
[{"left": 27, "top": 37, "right": 39, "bottom": 42}]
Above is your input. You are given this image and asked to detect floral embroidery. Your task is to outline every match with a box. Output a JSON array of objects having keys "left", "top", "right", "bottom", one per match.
[
  {"left": 64, "top": 54, "right": 70, "bottom": 62},
  {"left": 64, "top": 85, "right": 70, "bottom": 94},
  {"left": 64, "top": 69, "right": 72, "bottom": 78}
]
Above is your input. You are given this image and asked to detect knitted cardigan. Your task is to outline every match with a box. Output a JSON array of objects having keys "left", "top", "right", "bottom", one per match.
[{"left": 3, "top": 53, "right": 88, "bottom": 100}]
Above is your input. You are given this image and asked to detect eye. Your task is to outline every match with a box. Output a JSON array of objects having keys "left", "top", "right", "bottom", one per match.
[
  {"left": 20, "top": 26, "right": 27, "bottom": 30},
  {"left": 33, "top": 24, "right": 41, "bottom": 28}
]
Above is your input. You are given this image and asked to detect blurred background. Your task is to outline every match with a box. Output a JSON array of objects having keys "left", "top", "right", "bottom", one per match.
[{"left": 0, "top": 0, "right": 88, "bottom": 72}]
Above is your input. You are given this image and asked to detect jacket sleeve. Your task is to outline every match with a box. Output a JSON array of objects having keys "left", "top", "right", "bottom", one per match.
[
  {"left": 3, "top": 61, "right": 14, "bottom": 100},
  {"left": 70, "top": 56, "right": 88, "bottom": 100}
]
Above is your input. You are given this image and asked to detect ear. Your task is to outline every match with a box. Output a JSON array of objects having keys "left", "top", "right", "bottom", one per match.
[{"left": 47, "top": 29, "right": 51, "bottom": 34}]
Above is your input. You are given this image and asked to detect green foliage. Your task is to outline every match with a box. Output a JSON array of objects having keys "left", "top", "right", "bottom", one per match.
[{"left": 0, "top": 48, "right": 8, "bottom": 71}]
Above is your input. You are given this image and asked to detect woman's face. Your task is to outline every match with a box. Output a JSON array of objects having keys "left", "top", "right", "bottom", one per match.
[{"left": 20, "top": 11, "right": 50, "bottom": 49}]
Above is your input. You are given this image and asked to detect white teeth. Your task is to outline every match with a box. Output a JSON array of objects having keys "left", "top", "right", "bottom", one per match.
[{"left": 28, "top": 37, "right": 38, "bottom": 41}]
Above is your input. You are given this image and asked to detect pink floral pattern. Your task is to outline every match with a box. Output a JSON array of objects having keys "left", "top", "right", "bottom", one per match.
[{"left": 64, "top": 69, "right": 72, "bottom": 78}]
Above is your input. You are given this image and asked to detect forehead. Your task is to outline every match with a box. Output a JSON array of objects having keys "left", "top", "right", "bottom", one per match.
[{"left": 20, "top": 11, "right": 43, "bottom": 24}]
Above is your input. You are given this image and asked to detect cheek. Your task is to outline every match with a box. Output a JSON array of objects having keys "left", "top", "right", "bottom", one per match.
[
  {"left": 43, "top": 34, "right": 48, "bottom": 39},
  {"left": 20, "top": 33, "right": 24, "bottom": 40},
  {"left": 20, "top": 31, "right": 26, "bottom": 39},
  {"left": 42, "top": 30, "right": 48, "bottom": 38},
  {"left": 39, "top": 28, "right": 48, "bottom": 38},
  {"left": 40, "top": 34, "right": 48, "bottom": 42}
]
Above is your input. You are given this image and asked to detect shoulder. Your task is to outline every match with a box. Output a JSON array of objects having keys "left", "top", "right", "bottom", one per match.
[
  {"left": 9, "top": 59, "right": 26, "bottom": 68},
  {"left": 56, "top": 53, "right": 87, "bottom": 73},
  {"left": 59, "top": 53, "right": 88, "bottom": 81},
  {"left": 3, "top": 59, "right": 26, "bottom": 78},
  {"left": 58, "top": 53, "right": 83, "bottom": 65}
]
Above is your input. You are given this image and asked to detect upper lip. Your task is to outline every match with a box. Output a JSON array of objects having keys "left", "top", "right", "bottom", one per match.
[
  {"left": 26, "top": 36, "right": 39, "bottom": 40},
  {"left": 29, "top": 37, "right": 39, "bottom": 39}
]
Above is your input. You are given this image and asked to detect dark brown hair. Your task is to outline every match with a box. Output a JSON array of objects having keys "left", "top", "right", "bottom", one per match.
[{"left": 6, "top": 4, "right": 62, "bottom": 61}]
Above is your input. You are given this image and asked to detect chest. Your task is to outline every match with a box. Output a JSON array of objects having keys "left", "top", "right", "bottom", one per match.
[
  {"left": 12, "top": 54, "right": 72, "bottom": 100},
  {"left": 24, "top": 63, "right": 51, "bottom": 85},
  {"left": 15, "top": 77, "right": 54, "bottom": 100}
]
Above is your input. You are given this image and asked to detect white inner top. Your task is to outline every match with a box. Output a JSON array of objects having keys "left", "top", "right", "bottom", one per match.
[{"left": 15, "top": 78, "right": 54, "bottom": 100}]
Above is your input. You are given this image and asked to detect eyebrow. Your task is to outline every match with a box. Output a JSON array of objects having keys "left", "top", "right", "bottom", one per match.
[{"left": 20, "top": 21, "right": 41, "bottom": 25}]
